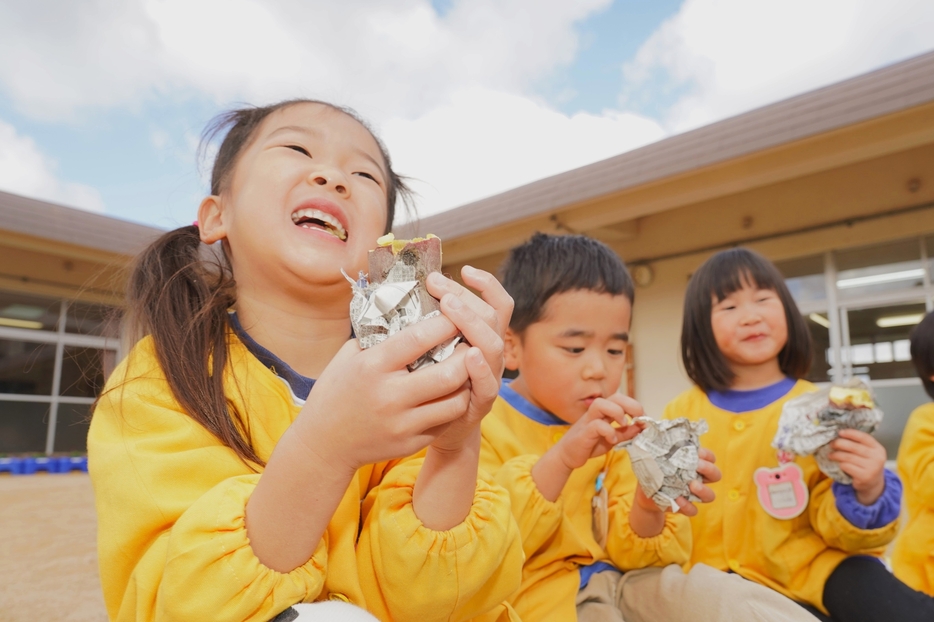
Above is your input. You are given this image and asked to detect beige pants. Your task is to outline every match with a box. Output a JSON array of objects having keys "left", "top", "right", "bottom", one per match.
[
  {"left": 576, "top": 564, "right": 820, "bottom": 622},
  {"left": 290, "top": 602, "right": 379, "bottom": 621}
]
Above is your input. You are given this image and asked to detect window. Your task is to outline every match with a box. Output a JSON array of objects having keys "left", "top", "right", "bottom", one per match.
[
  {"left": 840, "top": 302, "right": 924, "bottom": 381},
  {"left": 778, "top": 254, "right": 826, "bottom": 307},
  {"left": 0, "top": 294, "right": 120, "bottom": 455},
  {"left": 777, "top": 237, "right": 934, "bottom": 457}
]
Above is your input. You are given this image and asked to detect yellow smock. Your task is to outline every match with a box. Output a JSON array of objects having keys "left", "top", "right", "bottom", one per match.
[
  {"left": 88, "top": 334, "right": 523, "bottom": 622},
  {"left": 893, "top": 401, "right": 934, "bottom": 595},
  {"left": 479, "top": 396, "right": 691, "bottom": 622},
  {"left": 662, "top": 381, "right": 898, "bottom": 614}
]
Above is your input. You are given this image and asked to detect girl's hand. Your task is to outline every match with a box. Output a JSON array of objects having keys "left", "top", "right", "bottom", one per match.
[
  {"left": 422, "top": 267, "right": 514, "bottom": 454},
  {"left": 828, "top": 429, "right": 887, "bottom": 505},
  {"left": 674, "top": 447, "right": 720, "bottom": 517},
  {"left": 294, "top": 312, "right": 475, "bottom": 473}
]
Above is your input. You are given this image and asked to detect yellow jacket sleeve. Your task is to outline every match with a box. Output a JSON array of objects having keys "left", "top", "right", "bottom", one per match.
[
  {"left": 490, "top": 454, "right": 566, "bottom": 559},
  {"left": 808, "top": 476, "right": 897, "bottom": 553},
  {"left": 356, "top": 459, "right": 523, "bottom": 622},
  {"left": 898, "top": 405, "right": 934, "bottom": 508},
  {"left": 604, "top": 451, "right": 692, "bottom": 570},
  {"left": 89, "top": 377, "right": 326, "bottom": 622}
]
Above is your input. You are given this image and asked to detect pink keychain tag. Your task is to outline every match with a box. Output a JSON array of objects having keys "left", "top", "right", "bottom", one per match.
[{"left": 754, "top": 462, "right": 809, "bottom": 520}]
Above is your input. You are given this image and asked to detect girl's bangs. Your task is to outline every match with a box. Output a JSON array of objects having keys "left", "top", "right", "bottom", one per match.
[{"left": 707, "top": 250, "right": 784, "bottom": 302}]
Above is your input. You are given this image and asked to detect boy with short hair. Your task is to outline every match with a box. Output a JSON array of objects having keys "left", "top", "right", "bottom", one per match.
[
  {"left": 893, "top": 312, "right": 934, "bottom": 598},
  {"left": 479, "top": 232, "right": 820, "bottom": 622}
]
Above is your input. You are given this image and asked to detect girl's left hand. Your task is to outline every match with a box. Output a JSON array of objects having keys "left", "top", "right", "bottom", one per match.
[
  {"left": 629, "top": 447, "right": 720, "bottom": 536},
  {"left": 828, "top": 429, "right": 887, "bottom": 505},
  {"left": 675, "top": 447, "right": 720, "bottom": 516},
  {"left": 423, "top": 266, "right": 513, "bottom": 453}
]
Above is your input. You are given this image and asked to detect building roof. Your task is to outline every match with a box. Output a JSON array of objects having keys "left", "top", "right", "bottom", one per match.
[
  {"left": 0, "top": 189, "right": 165, "bottom": 256},
  {"left": 402, "top": 50, "right": 934, "bottom": 241}
]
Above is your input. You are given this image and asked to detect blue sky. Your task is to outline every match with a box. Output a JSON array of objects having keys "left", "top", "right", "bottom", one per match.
[{"left": 0, "top": 0, "right": 932, "bottom": 230}]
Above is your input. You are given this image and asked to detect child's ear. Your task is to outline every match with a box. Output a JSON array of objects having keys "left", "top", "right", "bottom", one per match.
[
  {"left": 197, "top": 195, "right": 228, "bottom": 244},
  {"left": 503, "top": 327, "right": 521, "bottom": 371}
]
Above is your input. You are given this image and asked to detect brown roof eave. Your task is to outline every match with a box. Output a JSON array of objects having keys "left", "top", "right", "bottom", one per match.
[{"left": 399, "top": 50, "right": 934, "bottom": 241}]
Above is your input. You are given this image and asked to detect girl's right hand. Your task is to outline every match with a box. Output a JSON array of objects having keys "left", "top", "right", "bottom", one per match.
[{"left": 291, "top": 312, "right": 475, "bottom": 474}]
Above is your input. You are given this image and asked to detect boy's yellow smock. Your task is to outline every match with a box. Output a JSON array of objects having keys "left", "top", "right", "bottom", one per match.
[
  {"left": 479, "top": 393, "right": 691, "bottom": 622},
  {"left": 893, "top": 401, "right": 934, "bottom": 595},
  {"left": 663, "top": 381, "right": 898, "bottom": 613},
  {"left": 88, "top": 334, "right": 523, "bottom": 622}
]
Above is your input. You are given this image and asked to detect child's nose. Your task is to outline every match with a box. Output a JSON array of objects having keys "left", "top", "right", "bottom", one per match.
[
  {"left": 309, "top": 170, "right": 348, "bottom": 196},
  {"left": 739, "top": 304, "right": 763, "bottom": 324},
  {"left": 582, "top": 355, "right": 606, "bottom": 380}
]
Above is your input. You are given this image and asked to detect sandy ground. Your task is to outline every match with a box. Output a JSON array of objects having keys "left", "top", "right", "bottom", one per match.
[{"left": 0, "top": 473, "right": 107, "bottom": 621}]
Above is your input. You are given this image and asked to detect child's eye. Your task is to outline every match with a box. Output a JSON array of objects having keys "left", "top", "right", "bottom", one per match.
[
  {"left": 563, "top": 347, "right": 584, "bottom": 354},
  {"left": 608, "top": 349, "right": 624, "bottom": 356},
  {"left": 354, "top": 171, "right": 380, "bottom": 184},
  {"left": 286, "top": 145, "right": 311, "bottom": 157}
]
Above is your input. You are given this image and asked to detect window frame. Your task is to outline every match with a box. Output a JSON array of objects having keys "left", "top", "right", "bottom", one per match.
[{"left": 0, "top": 299, "right": 120, "bottom": 454}]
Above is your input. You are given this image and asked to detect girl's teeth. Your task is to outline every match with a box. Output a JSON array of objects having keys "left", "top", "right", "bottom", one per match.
[{"left": 291, "top": 208, "right": 347, "bottom": 240}]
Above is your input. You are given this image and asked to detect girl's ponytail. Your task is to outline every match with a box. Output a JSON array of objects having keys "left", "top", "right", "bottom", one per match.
[{"left": 126, "top": 225, "right": 262, "bottom": 466}]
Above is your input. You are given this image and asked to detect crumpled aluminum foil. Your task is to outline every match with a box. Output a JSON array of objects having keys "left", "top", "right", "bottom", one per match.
[
  {"left": 347, "top": 235, "right": 461, "bottom": 371},
  {"left": 617, "top": 417, "right": 709, "bottom": 512},
  {"left": 771, "top": 380, "right": 884, "bottom": 484}
]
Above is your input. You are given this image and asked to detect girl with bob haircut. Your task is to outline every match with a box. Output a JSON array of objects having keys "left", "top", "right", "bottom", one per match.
[
  {"left": 88, "top": 99, "right": 523, "bottom": 622},
  {"left": 663, "top": 247, "right": 932, "bottom": 621}
]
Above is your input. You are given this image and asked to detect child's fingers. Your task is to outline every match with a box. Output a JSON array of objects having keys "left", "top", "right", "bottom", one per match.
[
  {"left": 614, "top": 419, "right": 646, "bottom": 443},
  {"left": 439, "top": 293, "right": 504, "bottom": 374},
  {"left": 698, "top": 447, "right": 716, "bottom": 464},
  {"left": 836, "top": 429, "right": 876, "bottom": 444},
  {"left": 460, "top": 265, "right": 514, "bottom": 334},
  {"left": 688, "top": 479, "right": 716, "bottom": 503},
  {"left": 402, "top": 386, "right": 472, "bottom": 438},
  {"left": 827, "top": 451, "right": 874, "bottom": 472},
  {"left": 829, "top": 458, "right": 869, "bottom": 481},
  {"left": 587, "top": 398, "right": 639, "bottom": 431},
  {"left": 464, "top": 347, "right": 499, "bottom": 412},
  {"left": 606, "top": 393, "right": 645, "bottom": 419},
  {"left": 427, "top": 271, "right": 510, "bottom": 337},
  {"left": 392, "top": 349, "right": 471, "bottom": 406},
  {"left": 696, "top": 458, "right": 721, "bottom": 484},
  {"left": 675, "top": 497, "right": 699, "bottom": 517},
  {"left": 591, "top": 419, "right": 621, "bottom": 446},
  {"left": 373, "top": 313, "right": 459, "bottom": 371},
  {"left": 830, "top": 436, "right": 876, "bottom": 459}
]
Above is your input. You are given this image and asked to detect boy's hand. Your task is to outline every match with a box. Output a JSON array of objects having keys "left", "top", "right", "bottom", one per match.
[
  {"left": 533, "top": 395, "right": 645, "bottom": 502},
  {"left": 629, "top": 447, "right": 719, "bottom": 536},
  {"left": 556, "top": 395, "right": 645, "bottom": 470},
  {"left": 828, "top": 429, "right": 887, "bottom": 505},
  {"left": 422, "top": 267, "right": 513, "bottom": 454}
]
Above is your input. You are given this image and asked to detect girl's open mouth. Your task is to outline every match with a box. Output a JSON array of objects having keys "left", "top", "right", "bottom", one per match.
[{"left": 291, "top": 208, "right": 348, "bottom": 241}]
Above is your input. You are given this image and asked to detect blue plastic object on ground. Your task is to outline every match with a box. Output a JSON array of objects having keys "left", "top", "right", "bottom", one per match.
[{"left": 0, "top": 455, "right": 88, "bottom": 475}]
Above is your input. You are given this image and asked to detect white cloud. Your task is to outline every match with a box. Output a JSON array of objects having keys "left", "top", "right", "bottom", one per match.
[
  {"left": 4, "top": 0, "right": 933, "bottom": 226},
  {"left": 382, "top": 88, "right": 665, "bottom": 217},
  {"left": 623, "top": 0, "right": 934, "bottom": 132},
  {"left": 0, "top": 119, "right": 105, "bottom": 212},
  {"left": 0, "top": 0, "right": 609, "bottom": 121}
]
